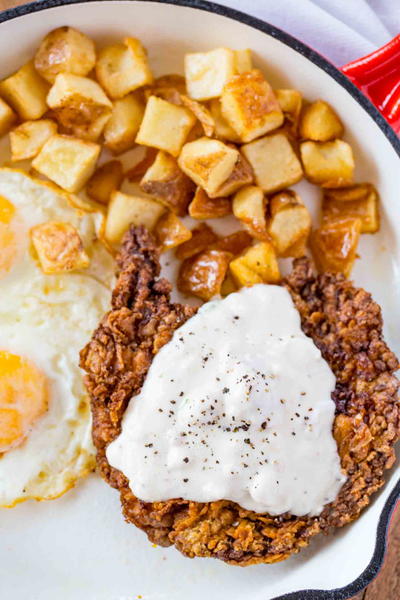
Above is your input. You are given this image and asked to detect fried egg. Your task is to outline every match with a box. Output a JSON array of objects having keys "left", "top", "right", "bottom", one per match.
[{"left": 0, "top": 169, "right": 115, "bottom": 506}]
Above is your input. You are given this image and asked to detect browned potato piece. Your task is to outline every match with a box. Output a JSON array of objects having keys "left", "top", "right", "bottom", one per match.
[
  {"left": 221, "top": 70, "right": 284, "bottom": 142},
  {"left": 214, "top": 151, "right": 253, "bottom": 197},
  {"left": 34, "top": 27, "right": 96, "bottom": 84},
  {"left": 275, "top": 89, "right": 302, "bottom": 134},
  {"left": 188, "top": 187, "right": 231, "bottom": 219},
  {"left": 300, "top": 140, "right": 354, "bottom": 187},
  {"left": 300, "top": 100, "right": 343, "bottom": 141},
  {"left": 140, "top": 150, "right": 195, "bottom": 215},
  {"left": 232, "top": 185, "right": 268, "bottom": 240},
  {"left": 0, "top": 98, "right": 16, "bottom": 137},
  {"left": 31, "top": 221, "right": 90, "bottom": 274},
  {"left": 105, "top": 190, "right": 165, "bottom": 244},
  {"left": 126, "top": 147, "right": 158, "bottom": 181},
  {"left": 10, "top": 119, "right": 57, "bottom": 161},
  {"left": 310, "top": 217, "right": 362, "bottom": 277},
  {"left": 209, "top": 99, "right": 240, "bottom": 142},
  {"left": 280, "top": 234, "right": 308, "bottom": 258},
  {"left": 178, "top": 137, "right": 239, "bottom": 197},
  {"left": 268, "top": 190, "right": 311, "bottom": 255},
  {"left": 213, "top": 230, "right": 252, "bottom": 255},
  {"left": 175, "top": 223, "right": 218, "bottom": 260},
  {"left": 136, "top": 96, "right": 195, "bottom": 157},
  {"left": 104, "top": 94, "right": 145, "bottom": 154},
  {"left": 155, "top": 212, "right": 192, "bottom": 251},
  {"left": 180, "top": 94, "right": 215, "bottom": 137},
  {"left": 152, "top": 74, "right": 186, "bottom": 94},
  {"left": 242, "top": 133, "right": 303, "bottom": 193},
  {"left": 144, "top": 74, "right": 186, "bottom": 105},
  {"left": 323, "top": 183, "right": 372, "bottom": 202},
  {"left": 185, "top": 48, "right": 236, "bottom": 101},
  {"left": 178, "top": 249, "right": 232, "bottom": 300},
  {"left": 230, "top": 241, "right": 280, "bottom": 287},
  {"left": 96, "top": 37, "right": 153, "bottom": 99},
  {"left": 234, "top": 49, "right": 252, "bottom": 74},
  {"left": 220, "top": 272, "right": 238, "bottom": 296},
  {"left": 322, "top": 184, "right": 379, "bottom": 233},
  {"left": 86, "top": 160, "right": 123, "bottom": 205},
  {"left": 0, "top": 62, "right": 49, "bottom": 120}
]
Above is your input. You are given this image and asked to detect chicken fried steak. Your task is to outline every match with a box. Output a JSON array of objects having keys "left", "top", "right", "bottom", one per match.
[{"left": 80, "top": 226, "right": 400, "bottom": 566}]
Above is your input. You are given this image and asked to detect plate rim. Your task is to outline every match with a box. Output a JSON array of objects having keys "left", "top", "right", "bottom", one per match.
[{"left": 0, "top": 1, "right": 399, "bottom": 598}]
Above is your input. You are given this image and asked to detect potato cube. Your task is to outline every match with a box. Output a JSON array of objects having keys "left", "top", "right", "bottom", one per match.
[
  {"left": 178, "top": 249, "right": 232, "bottom": 300},
  {"left": 104, "top": 94, "right": 145, "bottom": 154},
  {"left": 32, "top": 134, "right": 100, "bottom": 193},
  {"left": 34, "top": 27, "right": 96, "bottom": 84},
  {"left": 310, "top": 217, "right": 361, "bottom": 277},
  {"left": 140, "top": 150, "right": 194, "bottom": 215},
  {"left": 214, "top": 150, "right": 253, "bottom": 197},
  {"left": 0, "top": 62, "right": 49, "bottom": 120},
  {"left": 105, "top": 190, "right": 165, "bottom": 244},
  {"left": 322, "top": 184, "right": 379, "bottom": 233},
  {"left": 234, "top": 49, "right": 252, "bottom": 74},
  {"left": 221, "top": 70, "right": 283, "bottom": 142},
  {"left": 47, "top": 73, "right": 112, "bottom": 141},
  {"left": 209, "top": 99, "right": 240, "bottom": 142},
  {"left": 178, "top": 137, "right": 239, "bottom": 197},
  {"left": 180, "top": 94, "right": 215, "bottom": 137},
  {"left": 220, "top": 272, "right": 237, "bottom": 296},
  {"left": 300, "top": 140, "right": 354, "bottom": 187},
  {"left": 242, "top": 133, "right": 303, "bottom": 193},
  {"left": 31, "top": 221, "right": 90, "bottom": 274},
  {"left": 188, "top": 187, "right": 231, "bottom": 219},
  {"left": 232, "top": 185, "right": 268, "bottom": 240},
  {"left": 96, "top": 37, "right": 153, "bottom": 99},
  {"left": 300, "top": 100, "right": 343, "bottom": 141},
  {"left": 86, "top": 160, "right": 123, "bottom": 205},
  {"left": 126, "top": 147, "right": 157, "bottom": 181},
  {"left": 136, "top": 96, "right": 195, "bottom": 157},
  {"left": 280, "top": 234, "right": 308, "bottom": 258},
  {"left": 10, "top": 119, "right": 57, "bottom": 161},
  {"left": 275, "top": 89, "right": 302, "bottom": 133},
  {"left": 175, "top": 223, "right": 218, "bottom": 260},
  {"left": 213, "top": 230, "right": 252, "bottom": 255},
  {"left": 0, "top": 98, "right": 16, "bottom": 138},
  {"left": 268, "top": 190, "right": 311, "bottom": 255},
  {"left": 230, "top": 241, "right": 280, "bottom": 287},
  {"left": 323, "top": 183, "right": 372, "bottom": 202},
  {"left": 155, "top": 212, "right": 192, "bottom": 251},
  {"left": 185, "top": 48, "right": 236, "bottom": 101}
]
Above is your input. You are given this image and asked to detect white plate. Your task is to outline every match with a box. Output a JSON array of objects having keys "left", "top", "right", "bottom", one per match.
[{"left": 0, "top": 2, "right": 399, "bottom": 599}]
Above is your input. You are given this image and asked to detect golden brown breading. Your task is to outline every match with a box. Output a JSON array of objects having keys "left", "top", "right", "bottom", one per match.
[{"left": 80, "top": 227, "right": 400, "bottom": 566}]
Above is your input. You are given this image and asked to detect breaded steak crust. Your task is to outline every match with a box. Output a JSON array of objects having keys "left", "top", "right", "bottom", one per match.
[{"left": 80, "top": 226, "right": 400, "bottom": 566}]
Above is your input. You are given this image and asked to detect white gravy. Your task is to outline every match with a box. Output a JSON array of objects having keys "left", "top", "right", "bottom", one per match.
[{"left": 107, "top": 285, "right": 346, "bottom": 516}]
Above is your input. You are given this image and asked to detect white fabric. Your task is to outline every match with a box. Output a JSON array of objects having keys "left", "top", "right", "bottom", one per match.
[{"left": 215, "top": 0, "right": 399, "bottom": 66}]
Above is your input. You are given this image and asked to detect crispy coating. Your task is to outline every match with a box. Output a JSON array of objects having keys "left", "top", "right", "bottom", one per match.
[{"left": 80, "top": 228, "right": 400, "bottom": 566}]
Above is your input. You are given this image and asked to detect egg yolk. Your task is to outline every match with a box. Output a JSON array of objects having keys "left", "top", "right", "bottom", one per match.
[
  {"left": 0, "top": 195, "right": 17, "bottom": 277},
  {"left": 0, "top": 351, "right": 48, "bottom": 453}
]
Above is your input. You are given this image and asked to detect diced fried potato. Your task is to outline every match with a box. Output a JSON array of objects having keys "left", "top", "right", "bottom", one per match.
[
  {"left": 0, "top": 98, "right": 16, "bottom": 138},
  {"left": 143, "top": 74, "right": 186, "bottom": 105},
  {"left": 209, "top": 99, "right": 240, "bottom": 142},
  {"left": 178, "top": 249, "right": 232, "bottom": 300},
  {"left": 105, "top": 190, "right": 165, "bottom": 244},
  {"left": 178, "top": 137, "right": 239, "bottom": 197},
  {"left": 230, "top": 241, "right": 280, "bottom": 287},
  {"left": 232, "top": 185, "right": 268, "bottom": 240},
  {"left": 10, "top": 120, "right": 57, "bottom": 162},
  {"left": 310, "top": 217, "right": 361, "bottom": 277},
  {"left": 103, "top": 93, "right": 145, "bottom": 154},
  {"left": 214, "top": 150, "right": 253, "bottom": 197},
  {"left": 152, "top": 74, "right": 186, "bottom": 94},
  {"left": 322, "top": 184, "right": 379, "bottom": 233},
  {"left": 280, "top": 234, "right": 308, "bottom": 258},
  {"left": 155, "top": 212, "right": 192, "bottom": 251},
  {"left": 275, "top": 89, "right": 302, "bottom": 133},
  {"left": 221, "top": 70, "right": 283, "bottom": 142},
  {"left": 136, "top": 96, "right": 195, "bottom": 156},
  {"left": 323, "top": 183, "right": 374, "bottom": 202},
  {"left": 268, "top": 190, "right": 311, "bottom": 255},
  {"left": 86, "top": 160, "right": 123, "bottom": 205},
  {"left": 0, "top": 62, "right": 49, "bottom": 120},
  {"left": 96, "top": 37, "right": 153, "bottom": 99},
  {"left": 185, "top": 120, "right": 207, "bottom": 143},
  {"left": 188, "top": 187, "right": 231, "bottom": 219},
  {"left": 180, "top": 94, "right": 215, "bottom": 137},
  {"left": 242, "top": 133, "right": 303, "bottom": 193},
  {"left": 220, "top": 272, "right": 237, "bottom": 296},
  {"left": 213, "top": 230, "right": 252, "bottom": 255},
  {"left": 234, "top": 49, "right": 252, "bottom": 73},
  {"left": 140, "top": 150, "right": 194, "bottom": 215},
  {"left": 126, "top": 147, "right": 158, "bottom": 181},
  {"left": 175, "top": 222, "right": 218, "bottom": 260},
  {"left": 185, "top": 48, "right": 236, "bottom": 101},
  {"left": 31, "top": 221, "right": 90, "bottom": 274},
  {"left": 47, "top": 73, "right": 112, "bottom": 141},
  {"left": 300, "top": 140, "right": 354, "bottom": 187},
  {"left": 300, "top": 100, "right": 343, "bottom": 141},
  {"left": 34, "top": 27, "right": 96, "bottom": 84},
  {"left": 32, "top": 134, "right": 100, "bottom": 192}
]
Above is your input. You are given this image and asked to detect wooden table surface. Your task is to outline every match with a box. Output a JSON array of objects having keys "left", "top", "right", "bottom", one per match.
[{"left": 0, "top": 0, "right": 399, "bottom": 597}]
